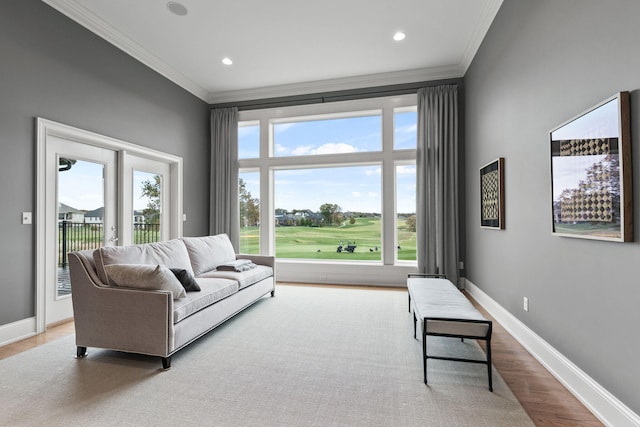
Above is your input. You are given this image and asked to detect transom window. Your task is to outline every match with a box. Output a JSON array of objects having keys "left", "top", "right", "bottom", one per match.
[{"left": 238, "top": 94, "right": 417, "bottom": 268}]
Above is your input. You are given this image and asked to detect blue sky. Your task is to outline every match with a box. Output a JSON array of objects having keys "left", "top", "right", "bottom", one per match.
[{"left": 58, "top": 160, "right": 152, "bottom": 211}]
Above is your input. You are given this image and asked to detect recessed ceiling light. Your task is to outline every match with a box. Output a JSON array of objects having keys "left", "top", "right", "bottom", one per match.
[
  {"left": 167, "top": 1, "right": 188, "bottom": 16},
  {"left": 222, "top": 57, "right": 233, "bottom": 66},
  {"left": 393, "top": 31, "right": 406, "bottom": 41}
]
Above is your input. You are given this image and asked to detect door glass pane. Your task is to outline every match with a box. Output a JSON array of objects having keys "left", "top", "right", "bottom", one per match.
[
  {"left": 239, "top": 172, "right": 260, "bottom": 254},
  {"left": 57, "top": 158, "right": 105, "bottom": 297},
  {"left": 133, "top": 171, "right": 161, "bottom": 244},
  {"left": 274, "top": 166, "right": 381, "bottom": 261},
  {"left": 396, "top": 163, "right": 416, "bottom": 261}
]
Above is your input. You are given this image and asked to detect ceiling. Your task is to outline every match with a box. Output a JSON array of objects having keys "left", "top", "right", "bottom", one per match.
[{"left": 42, "top": 0, "right": 503, "bottom": 104}]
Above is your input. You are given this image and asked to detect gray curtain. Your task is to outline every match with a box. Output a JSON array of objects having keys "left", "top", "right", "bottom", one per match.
[
  {"left": 210, "top": 107, "right": 240, "bottom": 250},
  {"left": 416, "top": 85, "right": 460, "bottom": 285}
]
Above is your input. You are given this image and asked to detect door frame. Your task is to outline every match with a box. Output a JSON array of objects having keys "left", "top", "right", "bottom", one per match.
[{"left": 35, "top": 118, "right": 183, "bottom": 332}]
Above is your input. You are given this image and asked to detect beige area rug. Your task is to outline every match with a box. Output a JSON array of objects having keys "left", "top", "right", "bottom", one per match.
[{"left": 0, "top": 285, "right": 533, "bottom": 426}]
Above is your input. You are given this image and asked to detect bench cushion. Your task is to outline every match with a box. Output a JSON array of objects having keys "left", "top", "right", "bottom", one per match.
[{"left": 408, "top": 277, "right": 489, "bottom": 338}]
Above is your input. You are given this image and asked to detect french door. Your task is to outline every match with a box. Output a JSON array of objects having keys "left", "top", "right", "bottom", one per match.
[
  {"left": 36, "top": 119, "right": 183, "bottom": 331},
  {"left": 46, "top": 138, "right": 118, "bottom": 325}
]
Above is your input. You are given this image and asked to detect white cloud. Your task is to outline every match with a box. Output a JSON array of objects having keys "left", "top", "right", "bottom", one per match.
[
  {"left": 397, "top": 165, "right": 416, "bottom": 174},
  {"left": 351, "top": 192, "right": 361, "bottom": 198},
  {"left": 366, "top": 167, "right": 382, "bottom": 176},
  {"left": 292, "top": 145, "right": 314, "bottom": 156},
  {"left": 311, "top": 142, "right": 357, "bottom": 155}
]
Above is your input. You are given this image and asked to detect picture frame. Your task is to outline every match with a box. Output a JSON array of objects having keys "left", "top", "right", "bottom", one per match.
[
  {"left": 480, "top": 157, "right": 505, "bottom": 229},
  {"left": 550, "top": 91, "right": 632, "bottom": 242}
]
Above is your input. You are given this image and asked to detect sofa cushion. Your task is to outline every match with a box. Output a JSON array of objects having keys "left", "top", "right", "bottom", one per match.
[
  {"left": 104, "top": 264, "right": 186, "bottom": 300},
  {"left": 94, "top": 239, "right": 194, "bottom": 286},
  {"left": 198, "top": 265, "right": 273, "bottom": 290},
  {"left": 172, "top": 278, "right": 239, "bottom": 324},
  {"left": 170, "top": 268, "right": 201, "bottom": 292},
  {"left": 181, "top": 234, "right": 237, "bottom": 276}
]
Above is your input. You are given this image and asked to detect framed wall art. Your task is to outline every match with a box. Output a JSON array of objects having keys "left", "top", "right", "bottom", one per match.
[
  {"left": 550, "top": 91, "right": 632, "bottom": 242},
  {"left": 480, "top": 157, "right": 505, "bottom": 229}
]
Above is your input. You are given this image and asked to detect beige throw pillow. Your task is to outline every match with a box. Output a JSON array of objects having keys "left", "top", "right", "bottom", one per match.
[{"left": 104, "top": 264, "right": 187, "bottom": 299}]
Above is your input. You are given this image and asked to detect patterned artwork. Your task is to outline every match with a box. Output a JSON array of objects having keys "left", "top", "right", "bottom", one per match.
[
  {"left": 550, "top": 92, "right": 632, "bottom": 242},
  {"left": 481, "top": 170, "right": 500, "bottom": 220},
  {"left": 560, "top": 138, "right": 611, "bottom": 156},
  {"left": 480, "top": 158, "right": 504, "bottom": 229}
]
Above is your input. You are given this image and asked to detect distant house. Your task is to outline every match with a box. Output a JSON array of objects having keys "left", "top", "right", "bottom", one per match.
[
  {"left": 134, "top": 210, "right": 146, "bottom": 228},
  {"left": 84, "top": 207, "right": 104, "bottom": 224},
  {"left": 58, "top": 203, "right": 84, "bottom": 223}
]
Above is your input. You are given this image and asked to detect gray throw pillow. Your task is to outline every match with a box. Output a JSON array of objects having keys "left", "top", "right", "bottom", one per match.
[
  {"left": 104, "top": 264, "right": 187, "bottom": 299},
  {"left": 170, "top": 268, "right": 201, "bottom": 292}
]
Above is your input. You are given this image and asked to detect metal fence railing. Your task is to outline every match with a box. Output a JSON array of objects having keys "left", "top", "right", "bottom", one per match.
[{"left": 58, "top": 221, "right": 160, "bottom": 267}]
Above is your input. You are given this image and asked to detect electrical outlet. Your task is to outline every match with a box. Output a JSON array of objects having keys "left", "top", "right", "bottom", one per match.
[
  {"left": 459, "top": 261, "right": 464, "bottom": 270},
  {"left": 523, "top": 297, "right": 529, "bottom": 312}
]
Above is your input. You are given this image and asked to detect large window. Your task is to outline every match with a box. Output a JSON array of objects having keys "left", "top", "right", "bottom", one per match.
[{"left": 238, "top": 95, "right": 417, "bottom": 271}]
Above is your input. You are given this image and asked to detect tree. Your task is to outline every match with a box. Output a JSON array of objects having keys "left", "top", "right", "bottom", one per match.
[
  {"left": 319, "top": 203, "right": 342, "bottom": 226},
  {"left": 406, "top": 215, "right": 416, "bottom": 232},
  {"left": 141, "top": 175, "right": 160, "bottom": 223},
  {"left": 239, "top": 178, "right": 260, "bottom": 227}
]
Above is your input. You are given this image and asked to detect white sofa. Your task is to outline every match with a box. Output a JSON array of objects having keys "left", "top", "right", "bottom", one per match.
[{"left": 68, "top": 234, "right": 275, "bottom": 369}]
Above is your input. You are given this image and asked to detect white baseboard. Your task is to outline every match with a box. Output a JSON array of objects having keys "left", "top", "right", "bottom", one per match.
[
  {"left": 0, "top": 317, "right": 37, "bottom": 347},
  {"left": 463, "top": 278, "right": 640, "bottom": 427}
]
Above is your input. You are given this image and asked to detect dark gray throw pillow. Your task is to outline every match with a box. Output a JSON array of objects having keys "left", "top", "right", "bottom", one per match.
[{"left": 170, "top": 268, "right": 201, "bottom": 292}]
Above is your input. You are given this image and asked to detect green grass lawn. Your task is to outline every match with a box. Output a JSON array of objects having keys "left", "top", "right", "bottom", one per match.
[{"left": 240, "top": 217, "right": 416, "bottom": 261}]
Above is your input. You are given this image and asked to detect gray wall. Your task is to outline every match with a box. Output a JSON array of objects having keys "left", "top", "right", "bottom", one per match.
[
  {"left": 465, "top": 0, "right": 640, "bottom": 413},
  {"left": 0, "top": 0, "right": 210, "bottom": 326}
]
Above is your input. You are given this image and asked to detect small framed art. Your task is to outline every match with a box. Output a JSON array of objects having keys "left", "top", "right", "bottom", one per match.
[{"left": 480, "top": 157, "right": 505, "bottom": 229}]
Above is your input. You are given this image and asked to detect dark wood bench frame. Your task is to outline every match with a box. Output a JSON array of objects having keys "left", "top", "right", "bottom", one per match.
[{"left": 408, "top": 273, "right": 493, "bottom": 391}]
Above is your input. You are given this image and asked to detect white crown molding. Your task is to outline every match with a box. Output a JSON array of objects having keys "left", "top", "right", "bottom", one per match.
[
  {"left": 41, "top": 0, "right": 209, "bottom": 101},
  {"left": 207, "top": 65, "right": 464, "bottom": 104},
  {"left": 463, "top": 278, "right": 640, "bottom": 427},
  {"left": 459, "top": 0, "right": 504, "bottom": 72}
]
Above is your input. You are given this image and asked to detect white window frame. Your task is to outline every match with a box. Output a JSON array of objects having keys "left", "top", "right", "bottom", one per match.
[{"left": 238, "top": 94, "right": 418, "bottom": 286}]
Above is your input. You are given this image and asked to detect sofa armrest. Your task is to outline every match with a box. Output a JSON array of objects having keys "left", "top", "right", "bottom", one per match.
[
  {"left": 236, "top": 254, "right": 275, "bottom": 269},
  {"left": 69, "top": 252, "right": 174, "bottom": 357}
]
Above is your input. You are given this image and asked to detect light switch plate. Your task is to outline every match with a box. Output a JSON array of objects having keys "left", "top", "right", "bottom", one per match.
[{"left": 22, "top": 212, "right": 32, "bottom": 224}]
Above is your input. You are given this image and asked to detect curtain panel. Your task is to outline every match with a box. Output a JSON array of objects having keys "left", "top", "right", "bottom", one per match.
[
  {"left": 416, "top": 85, "right": 460, "bottom": 285},
  {"left": 210, "top": 107, "right": 240, "bottom": 250}
]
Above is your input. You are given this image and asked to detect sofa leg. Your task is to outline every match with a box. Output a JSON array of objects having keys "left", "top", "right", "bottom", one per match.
[
  {"left": 271, "top": 289, "right": 275, "bottom": 297},
  {"left": 75, "top": 346, "right": 87, "bottom": 359},
  {"left": 161, "top": 356, "right": 172, "bottom": 370}
]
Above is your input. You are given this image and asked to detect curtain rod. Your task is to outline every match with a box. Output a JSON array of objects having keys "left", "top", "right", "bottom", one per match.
[{"left": 210, "top": 78, "right": 462, "bottom": 111}]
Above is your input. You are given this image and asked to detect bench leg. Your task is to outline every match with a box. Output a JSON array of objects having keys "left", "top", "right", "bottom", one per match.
[
  {"left": 486, "top": 337, "right": 493, "bottom": 392},
  {"left": 423, "top": 325, "right": 428, "bottom": 385},
  {"left": 413, "top": 312, "right": 417, "bottom": 339}
]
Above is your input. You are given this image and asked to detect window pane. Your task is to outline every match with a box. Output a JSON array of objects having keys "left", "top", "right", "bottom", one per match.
[
  {"left": 396, "top": 164, "right": 416, "bottom": 261},
  {"left": 239, "top": 172, "right": 260, "bottom": 254},
  {"left": 274, "top": 166, "right": 381, "bottom": 260},
  {"left": 394, "top": 110, "right": 417, "bottom": 150},
  {"left": 273, "top": 114, "right": 381, "bottom": 157},
  {"left": 239, "top": 122, "right": 260, "bottom": 159},
  {"left": 133, "top": 171, "right": 161, "bottom": 244}
]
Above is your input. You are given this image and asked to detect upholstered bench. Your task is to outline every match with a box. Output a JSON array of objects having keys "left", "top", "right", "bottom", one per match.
[{"left": 407, "top": 273, "right": 493, "bottom": 391}]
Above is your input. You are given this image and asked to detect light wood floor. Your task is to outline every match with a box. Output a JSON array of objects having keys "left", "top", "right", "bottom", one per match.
[{"left": 0, "top": 283, "right": 603, "bottom": 426}]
